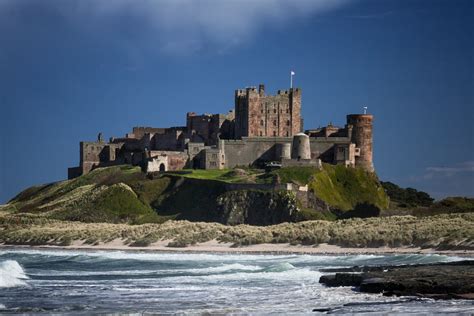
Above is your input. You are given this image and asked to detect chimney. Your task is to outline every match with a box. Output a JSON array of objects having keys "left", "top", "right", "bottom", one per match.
[{"left": 258, "top": 84, "right": 265, "bottom": 96}]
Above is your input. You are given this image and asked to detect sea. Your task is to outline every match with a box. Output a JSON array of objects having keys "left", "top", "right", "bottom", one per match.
[{"left": 0, "top": 248, "right": 472, "bottom": 315}]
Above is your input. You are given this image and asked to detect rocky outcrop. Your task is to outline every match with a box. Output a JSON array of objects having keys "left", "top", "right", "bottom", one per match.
[
  {"left": 319, "top": 260, "right": 474, "bottom": 299},
  {"left": 216, "top": 190, "right": 299, "bottom": 225}
]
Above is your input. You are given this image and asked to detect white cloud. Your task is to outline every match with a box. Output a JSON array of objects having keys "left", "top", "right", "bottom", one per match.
[
  {"left": 409, "top": 161, "right": 474, "bottom": 182},
  {"left": 0, "top": 0, "right": 351, "bottom": 54},
  {"left": 426, "top": 161, "right": 474, "bottom": 175}
]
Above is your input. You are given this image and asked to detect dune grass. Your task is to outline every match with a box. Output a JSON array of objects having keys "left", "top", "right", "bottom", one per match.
[{"left": 0, "top": 212, "right": 472, "bottom": 250}]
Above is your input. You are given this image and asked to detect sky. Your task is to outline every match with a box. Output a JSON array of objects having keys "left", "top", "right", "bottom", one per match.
[{"left": 0, "top": 0, "right": 473, "bottom": 203}]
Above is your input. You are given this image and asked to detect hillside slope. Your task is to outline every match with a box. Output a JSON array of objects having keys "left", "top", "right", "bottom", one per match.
[{"left": 5, "top": 164, "right": 390, "bottom": 225}]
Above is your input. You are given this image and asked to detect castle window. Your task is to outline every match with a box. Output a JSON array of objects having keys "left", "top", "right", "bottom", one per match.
[
  {"left": 260, "top": 120, "right": 264, "bottom": 126},
  {"left": 286, "top": 109, "right": 289, "bottom": 113},
  {"left": 273, "top": 120, "right": 277, "bottom": 126},
  {"left": 261, "top": 109, "right": 264, "bottom": 113},
  {"left": 286, "top": 120, "right": 290, "bottom": 126},
  {"left": 273, "top": 109, "right": 276, "bottom": 113},
  {"left": 273, "top": 131, "right": 277, "bottom": 136},
  {"left": 286, "top": 131, "right": 289, "bottom": 137},
  {"left": 259, "top": 131, "right": 262, "bottom": 136}
]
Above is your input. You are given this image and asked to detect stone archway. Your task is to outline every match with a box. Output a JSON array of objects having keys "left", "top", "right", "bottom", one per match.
[{"left": 159, "top": 163, "right": 166, "bottom": 172}]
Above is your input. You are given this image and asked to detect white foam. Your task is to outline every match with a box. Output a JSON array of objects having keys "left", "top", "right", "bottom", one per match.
[
  {"left": 0, "top": 260, "right": 28, "bottom": 288},
  {"left": 164, "top": 266, "right": 322, "bottom": 284},
  {"left": 0, "top": 249, "right": 297, "bottom": 262},
  {"left": 186, "top": 263, "right": 262, "bottom": 273}
]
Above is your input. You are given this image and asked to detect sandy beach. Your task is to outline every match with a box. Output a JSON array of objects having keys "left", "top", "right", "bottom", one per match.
[{"left": 1, "top": 239, "right": 472, "bottom": 256}]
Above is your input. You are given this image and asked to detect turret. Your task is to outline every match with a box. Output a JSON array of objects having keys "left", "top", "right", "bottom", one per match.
[
  {"left": 346, "top": 114, "right": 374, "bottom": 172},
  {"left": 291, "top": 133, "right": 311, "bottom": 160}
]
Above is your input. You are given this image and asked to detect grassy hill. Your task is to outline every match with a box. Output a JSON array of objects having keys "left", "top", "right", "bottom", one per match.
[
  {"left": 5, "top": 164, "right": 390, "bottom": 225},
  {"left": 2, "top": 164, "right": 472, "bottom": 250}
]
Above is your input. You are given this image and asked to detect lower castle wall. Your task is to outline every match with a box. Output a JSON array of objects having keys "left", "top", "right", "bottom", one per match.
[
  {"left": 309, "top": 138, "right": 351, "bottom": 161},
  {"left": 223, "top": 137, "right": 292, "bottom": 168},
  {"left": 223, "top": 137, "right": 353, "bottom": 168}
]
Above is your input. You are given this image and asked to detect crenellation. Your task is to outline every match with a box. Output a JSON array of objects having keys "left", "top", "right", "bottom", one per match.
[{"left": 68, "top": 82, "right": 374, "bottom": 178}]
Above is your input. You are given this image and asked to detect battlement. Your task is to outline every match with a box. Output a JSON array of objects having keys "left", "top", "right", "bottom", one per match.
[
  {"left": 68, "top": 82, "right": 375, "bottom": 179},
  {"left": 347, "top": 114, "right": 373, "bottom": 124},
  {"left": 236, "top": 85, "right": 301, "bottom": 98}
]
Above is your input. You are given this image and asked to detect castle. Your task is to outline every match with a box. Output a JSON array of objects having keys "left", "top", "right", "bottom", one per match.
[{"left": 68, "top": 84, "right": 374, "bottom": 179}]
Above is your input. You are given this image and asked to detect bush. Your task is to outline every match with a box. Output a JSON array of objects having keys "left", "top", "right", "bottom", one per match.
[{"left": 381, "top": 181, "right": 434, "bottom": 207}]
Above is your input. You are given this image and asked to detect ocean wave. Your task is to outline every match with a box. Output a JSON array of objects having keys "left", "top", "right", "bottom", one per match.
[
  {"left": 0, "top": 249, "right": 466, "bottom": 275},
  {"left": 0, "top": 260, "right": 29, "bottom": 288},
  {"left": 186, "top": 263, "right": 262, "bottom": 273},
  {"left": 163, "top": 266, "right": 322, "bottom": 283},
  {"left": 263, "top": 262, "right": 295, "bottom": 272},
  {"left": 0, "top": 249, "right": 296, "bottom": 263}
]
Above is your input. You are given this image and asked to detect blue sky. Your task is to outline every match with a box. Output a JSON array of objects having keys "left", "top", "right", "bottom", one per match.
[{"left": 0, "top": 0, "right": 473, "bottom": 203}]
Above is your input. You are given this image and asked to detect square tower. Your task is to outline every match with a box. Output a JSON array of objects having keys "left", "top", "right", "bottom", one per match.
[{"left": 234, "top": 84, "right": 301, "bottom": 138}]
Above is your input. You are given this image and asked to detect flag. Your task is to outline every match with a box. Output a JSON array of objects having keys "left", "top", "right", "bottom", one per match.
[{"left": 291, "top": 71, "right": 295, "bottom": 75}]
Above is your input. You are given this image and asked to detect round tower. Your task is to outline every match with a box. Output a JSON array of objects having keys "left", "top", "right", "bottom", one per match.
[
  {"left": 277, "top": 143, "right": 291, "bottom": 161},
  {"left": 346, "top": 114, "right": 374, "bottom": 172},
  {"left": 291, "top": 133, "right": 311, "bottom": 160}
]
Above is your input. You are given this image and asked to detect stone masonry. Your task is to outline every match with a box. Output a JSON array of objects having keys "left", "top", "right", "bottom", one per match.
[{"left": 68, "top": 83, "right": 374, "bottom": 178}]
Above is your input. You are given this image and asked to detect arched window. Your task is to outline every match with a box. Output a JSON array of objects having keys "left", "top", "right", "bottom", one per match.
[
  {"left": 274, "top": 109, "right": 276, "bottom": 113},
  {"left": 260, "top": 120, "right": 264, "bottom": 126},
  {"left": 273, "top": 131, "right": 277, "bottom": 136},
  {"left": 273, "top": 120, "right": 277, "bottom": 126},
  {"left": 259, "top": 131, "right": 263, "bottom": 136},
  {"left": 286, "top": 120, "right": 290, "bottom": 126}
]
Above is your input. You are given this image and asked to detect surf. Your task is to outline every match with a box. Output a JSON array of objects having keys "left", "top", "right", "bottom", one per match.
[{"left": 0, "top": 260, "right": 28, "bottom": 288}]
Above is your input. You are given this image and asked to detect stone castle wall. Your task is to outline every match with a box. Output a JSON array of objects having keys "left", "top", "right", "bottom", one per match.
[
  {"left": 224, "top": 137, "right": 291, "bottom": 167},
  {"left": 347, "top": 114, "right": 374, "bottom": 171},
  {"left": 68, "top": 83, "right": 375, "bottom": 179},
  {"left": 234, "top": 85, "right": 301, "bottom": 138}
]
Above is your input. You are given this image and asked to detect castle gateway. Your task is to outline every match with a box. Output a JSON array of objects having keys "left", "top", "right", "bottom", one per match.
[{"left": 68, "top": 84, "right": 374, "bottom": 179}]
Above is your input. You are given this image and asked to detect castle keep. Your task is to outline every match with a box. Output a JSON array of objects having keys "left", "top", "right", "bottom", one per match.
[{"left": 68, "top": 84, "right": 374, "bottom": 179}]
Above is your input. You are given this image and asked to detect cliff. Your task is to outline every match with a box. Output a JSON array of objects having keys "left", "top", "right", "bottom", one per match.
[{"left": 5, "top": 164, "right": 390, "bottom": 225}]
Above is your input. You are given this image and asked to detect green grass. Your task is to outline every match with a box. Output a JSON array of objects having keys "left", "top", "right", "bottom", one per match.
[
  {"left": 309, "top": 164, "right": 389, "bottom": 211},
  {"left": 51, "top": 183, "right": 163, "bottom": 224},
  {"left": 165, "top": 168, "right": 265, "bottom": 183},
  {"left": 4, "top": 164, "right": 420, "bottom": 227},
  {"left": 130, "top": 177, "right": 171, "bottom": 207},
  {"left": 165, "top": 169, "right": 231, "bottom": 181},
  {"left": 272, "top": 166, "right": 320, "bottom": 185}
]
